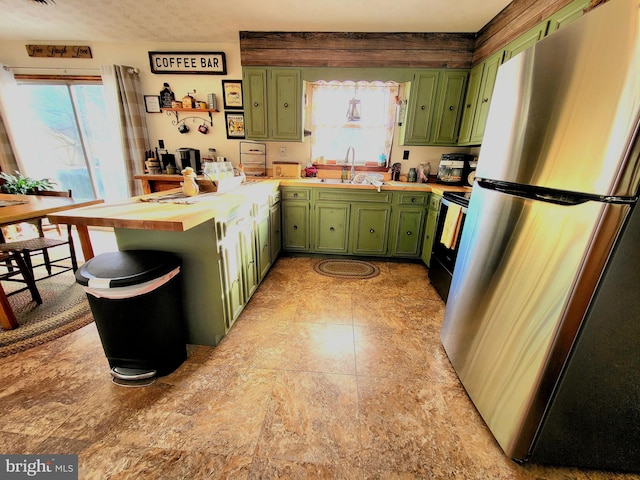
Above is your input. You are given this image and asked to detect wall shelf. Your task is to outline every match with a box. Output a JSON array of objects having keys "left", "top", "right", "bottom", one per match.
[{"left": 161, "top": 108, "right": 219, "bottom": 125}]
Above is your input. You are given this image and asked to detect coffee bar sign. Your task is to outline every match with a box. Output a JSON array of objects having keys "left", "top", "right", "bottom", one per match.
[{"left": 148, "top": 51, "right": 227, "bottom": 75}]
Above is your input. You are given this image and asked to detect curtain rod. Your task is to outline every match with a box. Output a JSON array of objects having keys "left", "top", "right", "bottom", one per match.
[{"left": 4, "top": 66, "right": 139, "bottom": 74}]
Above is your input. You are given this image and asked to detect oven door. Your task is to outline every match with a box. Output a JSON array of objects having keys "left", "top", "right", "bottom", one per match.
[{"left": 429, "top": 196, "right": 467, "bottom": 301}]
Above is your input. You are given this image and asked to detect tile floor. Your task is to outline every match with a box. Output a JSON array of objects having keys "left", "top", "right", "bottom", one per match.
[{"left": 1, "top": 232, "right": 639, "bottom": 479}]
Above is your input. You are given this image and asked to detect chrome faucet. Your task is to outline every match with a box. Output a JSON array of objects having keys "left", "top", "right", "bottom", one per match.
[{"left": 344, "top": 146, "right": 356, "bottom": 181}]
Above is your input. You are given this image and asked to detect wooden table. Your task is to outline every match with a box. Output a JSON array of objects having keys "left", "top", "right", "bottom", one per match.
[{"left": 0, "top": 193, "right": 103, "bottom": 330}]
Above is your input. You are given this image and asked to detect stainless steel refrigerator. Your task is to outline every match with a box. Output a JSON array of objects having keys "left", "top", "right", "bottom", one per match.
[{"left": 440, "top": 0, "right": 640, "bottom": 472}]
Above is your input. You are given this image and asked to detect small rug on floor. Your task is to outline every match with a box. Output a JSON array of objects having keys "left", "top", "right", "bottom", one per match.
[
  {"left": 313, "top": 259, "right": 380, "bottom": 279},
  {"left": 0, "top": 271, "right": 93, "bottom": 358}
]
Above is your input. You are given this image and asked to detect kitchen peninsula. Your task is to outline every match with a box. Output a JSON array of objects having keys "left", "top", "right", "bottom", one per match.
[{"left": 48, "top": 179, "right": 468, "bottom": 346}]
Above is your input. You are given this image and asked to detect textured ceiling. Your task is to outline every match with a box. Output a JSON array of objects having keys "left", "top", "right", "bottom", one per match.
[{"left": 0, "top": 0, "right": 512, "bottom": 44}]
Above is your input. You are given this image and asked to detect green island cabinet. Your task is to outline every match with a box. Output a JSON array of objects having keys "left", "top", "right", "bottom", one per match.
[
  {"left": 269, "top": 190, "right": 282, "bottom": 262},
  {"left": 115, "top": 189, "right": 278, "bottom": 346},
  {"left": 421, "top": 193, "right": 442, "bottom": 267},
  {"left": 402, "top": 69, "right": 468, "bottom": 146},
  {"left": 242, "top": 67, "right": 303, "bottom": 141},
  {"left": 281, "top": 187, "right": 311, "bottom": 251},
  {"left": 457, "top": 0, "right": 589, "bottom": 146}
]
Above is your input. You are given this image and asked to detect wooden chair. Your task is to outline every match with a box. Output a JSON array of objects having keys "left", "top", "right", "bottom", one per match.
[
  {"left": 0, "top": 249, "right": 42, "bottom": 304},
  {"left": 0, "top": 190, "right": 78, "bottom": 281}
]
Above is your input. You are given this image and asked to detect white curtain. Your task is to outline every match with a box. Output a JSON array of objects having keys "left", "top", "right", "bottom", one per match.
[
  {"left": 0, "top": 65, "right": 25, "bottom": 174},
  {"left": 100, "top": 65, "right": 150, "bottom": 197},
  {"left": 309, "top": 81, "right": 398, "bottom": 165}
]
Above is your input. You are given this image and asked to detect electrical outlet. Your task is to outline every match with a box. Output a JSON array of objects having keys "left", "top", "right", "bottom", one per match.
[
  {"left": 279, "top": 147, "right": 286, "bottom": 157},
  {"left": 158, "top": 139, "right": 165, "bottom": 149},
  {"left": 403, "top": 150, "right": 410, "bottom": 160}
]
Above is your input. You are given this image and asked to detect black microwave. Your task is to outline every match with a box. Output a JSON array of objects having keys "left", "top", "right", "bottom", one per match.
[{"left": 437, "top": 153, "right": 476, "bottom": 186}]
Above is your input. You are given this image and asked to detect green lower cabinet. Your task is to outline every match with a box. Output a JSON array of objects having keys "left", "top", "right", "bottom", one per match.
[
  {"left": 390, "top": 207, "right": 426, "bottom": 258},
  {"left": 282, "top": 201, "right": 310, "bottom": 251},
  {"left": 313, "top": 202, "right": 350, "bottom": 253},
  {"left": 219, "top": 232, "right": 244, "bottom": 330},
  {"left": 256, "top": 210, "right": 271, "bottom": 281},
  {"left": 240, "top": 221, "right": 259, "bottom": 300},
  {"left": 421, "top": 193, "right": 441, "bottom": 266},
  {"left": 270, "top": 202, "right": 281, "bottom": 261},
  {"left": 350, "top": 204, "right": 391, "bottom": 256}
]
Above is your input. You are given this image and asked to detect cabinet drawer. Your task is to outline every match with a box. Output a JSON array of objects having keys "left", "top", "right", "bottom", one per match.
[
  {"left": 428, "top": 194, "right": 442, "bottom": 210},
  {"left": 395, "top": 192, "right": 429, "bottom": 206},
  {"left": 314, "top": 188, "right": 392, "bottom": 203},
  {"left": 281, "top": 188, "right": 310, "bottom": 200}
]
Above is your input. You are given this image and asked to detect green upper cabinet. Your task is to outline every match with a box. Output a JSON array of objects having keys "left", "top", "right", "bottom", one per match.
[
  {"left": 458, "top": 50, "right": 502, "bottom": 145},
  {"left": 468, "top": 50, "right": 502, "bottom": 145},
  {"left": 403, "top": 71, "right": 439, "bottom": 145},
  {"left": 243, "top": 67, "right": 303, "bottom": 141},
  {"left": 502, "top": 21, "right": 548, "bottom": 63},
  {"left": 457, "top": 64, "right": 483, "bottom": 145},
  {"left": 458, "top": 0, "right": 588, "bottom": 146},
  {"left": 431, "top": 70, "right": 469, "bottom": 145},
  {"left": 243, "top": 68, "right": 269, "bottom": 139},
  {"left": 403, "top": 69, "right": 468, "bottom": 146},
  {"left": 269, "top": 68, "right": 303, "bottom": 141},
  {"left": 547, "top": 0, "right": 590, "bottom": 33}
]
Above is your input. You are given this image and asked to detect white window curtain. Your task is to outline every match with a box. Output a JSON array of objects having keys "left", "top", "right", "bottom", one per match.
[
  {"left": 0, "top": 110, "right": 18, "bottom": 174},
  {"left": 0, "top": 65, "right": 24, "bottom": 174},
  {"left": 309, "top": 81, "right": 398, "bottom": 165},
  {"left": 100, "top": 65, "right": 150, "bottom": 197}
]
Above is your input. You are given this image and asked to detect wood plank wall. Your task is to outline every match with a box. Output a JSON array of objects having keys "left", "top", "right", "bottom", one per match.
[
  {"left": 239, "top": 32, "right": 476, "bottom": 69},
  {"left": 473, "top": 0, "right": 573, "bottom": 64},
  {"left": 240, "top": 0, "right": 607, "bottom": 69}
]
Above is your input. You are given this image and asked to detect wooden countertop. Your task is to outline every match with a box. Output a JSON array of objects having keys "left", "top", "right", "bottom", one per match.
[
  {"left": 49, "top": 178, "right": 470, "bottom": 232},
  {"left": 48, "top": 180, "right": 279, "bottom": 232}
]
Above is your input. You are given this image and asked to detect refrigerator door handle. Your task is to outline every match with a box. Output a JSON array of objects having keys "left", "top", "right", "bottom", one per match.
[{"left": 477, "top": 179, "right": 635, "bottom": 206}]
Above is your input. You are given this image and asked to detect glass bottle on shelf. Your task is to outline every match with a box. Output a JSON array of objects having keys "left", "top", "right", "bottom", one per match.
[{"left": 159, "top": 83, "right": 175, "bottom": 109}]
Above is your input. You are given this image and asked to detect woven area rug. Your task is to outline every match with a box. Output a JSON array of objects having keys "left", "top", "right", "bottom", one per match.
[
  {"left": 0, "top": 271, "right": 93, "bottom": 358},
  {"left": 313, "top": 259, "right": 380, "bottom": 279}
]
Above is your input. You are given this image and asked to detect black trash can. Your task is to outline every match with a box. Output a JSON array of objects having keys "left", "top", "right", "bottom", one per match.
[{"left": 76, "top": 250, "right": 187, "bottom": 383}]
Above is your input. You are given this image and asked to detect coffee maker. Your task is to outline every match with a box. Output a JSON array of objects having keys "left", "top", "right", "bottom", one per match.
[{"left": 176, "top": 148, "right": 201, "bottom": 173}]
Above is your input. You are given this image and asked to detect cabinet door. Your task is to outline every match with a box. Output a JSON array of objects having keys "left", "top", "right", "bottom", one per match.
[
  {"left": 421, "top": 204, "right": 439, "bottom": 267},
  {"left": 282, "top": 201, "right": 310, "bottom": 251},
  {"left": 469, "top": 51, "right": 502, "bottom": 145},
  {"left": 457, "top": 63, "right": 483, "bottom": 145},
  {"left": 547, "top": 0, "right": 589, "bottom": 33},
  {"left": 256, "top": 212, "right": 271, "bottom": 281},
  {"left": 391, "top": 207, "right": 426, "bottom": 258},
  {"left": 502, "top": 21, "right": 548, "bottom": 63},
  {"left": 219, "top": 234, "right": 244, "bottom": 330},
  {"left": 270, "top": 203, "right": 281, "bottom": 262},
  {"left": 313, "top": 202, "right": 350, "bottom": 253},
  {"left": 243, "top": 68, "right": 269, "bottom": 139},
  {"left": 403, "top": 71, "right": 439, "bottom": 145},
  {"left": 350, "top": 204, "right": 391, "bottom": 256},
  {"left": 240, "top": 223, "right": 259, "bottom": 300},
  {"left": 268, "top": 69, "right": 302, "bottom": 141},
  {"left": 432, "top": 70, "right": 468, "bottom": 145}
]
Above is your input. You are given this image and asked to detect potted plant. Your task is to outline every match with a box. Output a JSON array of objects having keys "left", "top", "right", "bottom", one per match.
[{"left": 0, "top": 171, "right": 56, "bottom": 195}]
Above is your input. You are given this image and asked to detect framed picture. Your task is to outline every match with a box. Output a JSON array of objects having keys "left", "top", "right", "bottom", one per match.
[
  {"left": 144, "top": 95, "right": 161, "bottom": 113},
  {"left": 225, "top": 112, "right": 245, "bottom": 139},
  {"left": 222, "top": 80, "right": 243, "bottom": 109}
]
